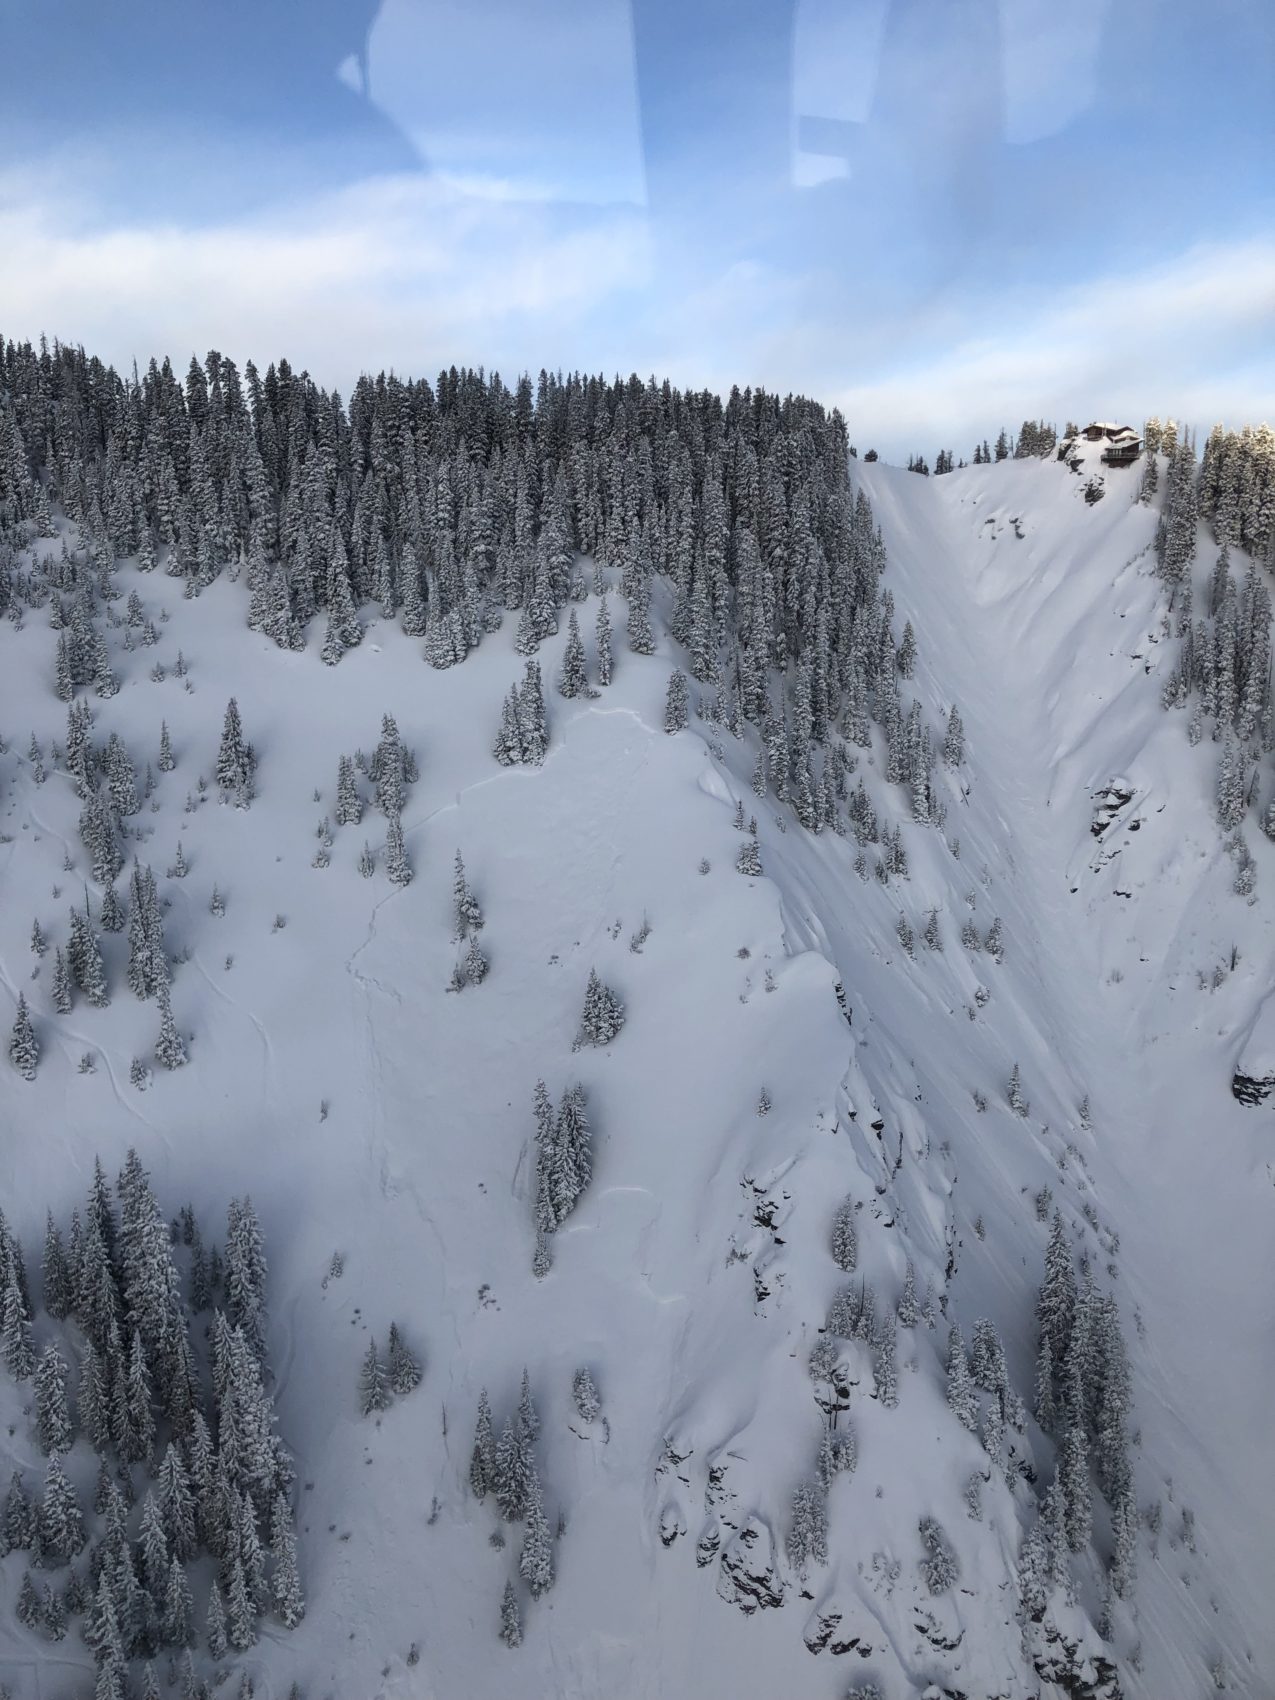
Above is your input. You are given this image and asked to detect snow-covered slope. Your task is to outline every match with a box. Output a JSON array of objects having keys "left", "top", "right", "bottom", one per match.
[{"left": 1, "top": 438, "right": 1270, "bottom": 1700}]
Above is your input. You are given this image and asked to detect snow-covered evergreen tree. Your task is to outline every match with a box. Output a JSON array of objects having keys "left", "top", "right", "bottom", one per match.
[
  {"left": 359, "top": 1339, "right": 392, "bottom": 1415},
  {"left": 574, "top": 968, "right": 625, "bottom": 1048},
  {"left": 9, "top": 992, "right": 38, "bottom": 1080},
  {"left": 499, "top": 1578, "right": 522, "bottom": 1647},
  {"left": 829, "top": 1196, "right": 858, "bottom": 1272},
  {"left": 387, "top": 1322, "right": 422, "bottom": 1394},
  {"left": 518, "top": 1468, "right": 554, "bottom": 1598}
]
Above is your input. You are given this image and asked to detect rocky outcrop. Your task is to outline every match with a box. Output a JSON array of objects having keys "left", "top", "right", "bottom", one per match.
[
  {"left": 716, "top": 1515, "right": 784, "bottom": 1614},
  {"left": 1027, "top": 1621, "right": 1122, "bottom": 1700},
  {"left": 1091, "top": 781, "right": 1134, "bottom": 839},
  {"left": 1232, "top": 1070, "right": 1275, "bottom": 1106}
]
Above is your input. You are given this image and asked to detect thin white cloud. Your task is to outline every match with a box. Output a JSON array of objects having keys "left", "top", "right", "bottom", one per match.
[
  {"left": 831, "top": 238, "right": 1275, "bottom": 450},
  {"left": 0, "top": 172, "right": 650, "bottom": 381}
]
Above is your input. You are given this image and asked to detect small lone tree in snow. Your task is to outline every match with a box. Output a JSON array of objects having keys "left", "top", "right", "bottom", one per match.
[
  {"left": 574, "top": 969, "right": 625, "bottom": 1049},
  {"left": 571, "top": 1366, "right": 601, "bottom": 1422},
  {"left": 216, "top": 698, "right": 255, "bottom": 805},
  {"left": 1007, "top": 1062, "right": 1029, "bottom": 1117}
]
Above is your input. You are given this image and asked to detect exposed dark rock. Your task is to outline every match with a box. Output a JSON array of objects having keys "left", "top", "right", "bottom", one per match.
[
  {"left": 717, "top": 1515, "right": 784, "bottom": 1613},
  {"left": 803, "top": 1608, "right": 840, "bottom": 1654},
  {"left": 1028, "top": 1622, "right": 1122, "bottom": 1700},
  {"left": 1232, "top": 1071, "right": 1274, "bottom": 1106}
]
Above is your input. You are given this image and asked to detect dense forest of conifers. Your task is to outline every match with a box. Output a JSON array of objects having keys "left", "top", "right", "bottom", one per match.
[{"left": 0, "top": 339, "right": 954, "bottom": 838}]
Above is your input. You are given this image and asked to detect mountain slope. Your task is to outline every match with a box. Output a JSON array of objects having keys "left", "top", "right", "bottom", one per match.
[{"left": 0, "top": 433, "right": 1270, "bottom": 1700}]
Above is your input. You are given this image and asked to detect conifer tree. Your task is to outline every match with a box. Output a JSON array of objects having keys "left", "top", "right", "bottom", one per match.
[
  {"left": 216, "top": 698, "right": 255, "bottom": 806},
  {"left": 574, "top": 968, "right": 625, "bottom": 1048},
  {"left": 918, "top": 1516, "right": 959, "bottom": 1593},
  {"left": 154, "top": 982, "right": 187, "bottom": 1069},
  {"left": 470, "top": 1389, "right": 496, "bottom": 1498},
  {"left": 227, "top": 1555, "right": 257, "bottom": 1651},
  {"left": 4, "top": 1470, "right": 34, "bottom": 1551},
  {"left": 77, "top": 1342, "right": 112, "bottom": 1453},
  {"left": 499, "top": 1578, "right": 522, "bottom": 1647},
  {"left": 41, "top": 1456, "right": 84, "bottom": 1561},
  {"left": 119, "top": 1327, "right": 156, "bottom": 1463},
  {"left": 830, "top": 1196, "right": 858, "bottom": 1272},
  {"left": 1061, "top": 1423, "right": 1092, "bottom": 1551},
  {"left": 595, "top": 594, "right": 613, "bottom": 687},
  {"left": 158, "top": 722, "right": 175, "bottom": 772},
  {"left": 664, "top": 669, "right": 689, "bottom": 733},
  {"left": 138, "top": 1489, "right": 169, "bottom": 1599},
  {"left": 872, "top": 1311, "right": 899, "bottom": 1408},
  {"left": 158, "top": 1442, "right": 198, "bottom": 1561},
  {"left": 897, "top": 1260, "right": 920, "bottom": 1327},
  {"left": 518, "top": 1469, "right": 554, "bottom": 1598},
  {"left": 9, "top": 992, "right": 38, "bottom": 1080},
  {"left": 2, "top": 1274, "right": 35, "bottom": 1379},
  {"left": 1007, "top": 1062, "right": 1028, "bottom": 1116},
  {"left": 786, "top": 1478, "right": 829, "bottom": 1576},
  {"left": 385, "top": 814, "right": 413, "bottom": 887},
  {"left": 571, "top": 1365, "right": 601, "bottom": 1422},
  {"left": 735, "top": 837, "right": 762, "bottom": 876},
  {"left": 335, "top": 754, "right": 362, "bottom": 826},
  {"left": 270, "top": 1491, "right": 305, "bottom": 1628},
  {"left": 208, "top": 1576, "right": 233, "bottom": 1661},
  {"left": 453, "top": 850, "right": 484, "bottom": 936},
  {"left": 946, "top": 1325, "right": 979, "bottom": 1431},
  {"left": 518, "top": 660, "right": 549, "bottom": 763},
  {"left": 1037, "top": 1211, "right": 1076, "bottom": 1372},
  {"left": 464, "top": 933, "right": 489, "bottom": 985},
  {"left": 68, "top": 906, "right": 109, "bottom": 1008},
  {"left": 359, "top": 1339, "right": 392, "bottom": 1415},
  {"left": 558, "top": 609, "right": 588, "bottom": 697},
  {"left": 42, "top": 1212, "right": 73, "bottom": 1320},
  {"left": 224, "top": 1195, "right": 267, "bottom": 1359},
  {"left": 99, "top": 882, "right": 125, "bottom": 933},
  {"left": 34, "top": 1344, "right": 73, "bottom": 1454},
  {"left": 517, "top": 1368, "right": 540, "bottom": 1443},
  {"left": 494, "top": 1415, "right": 532, "bottom": 1521},
  {"left": 161, "top": 1554, "right": 193, "bottom": 1647},
  {"left": 387, "top": 1322, "right": 422, "bottom": 1394}
]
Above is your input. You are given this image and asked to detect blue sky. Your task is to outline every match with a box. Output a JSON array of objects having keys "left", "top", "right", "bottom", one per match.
[{"left": 0, "top": 0, "right": 1271, "bottom": 457}]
